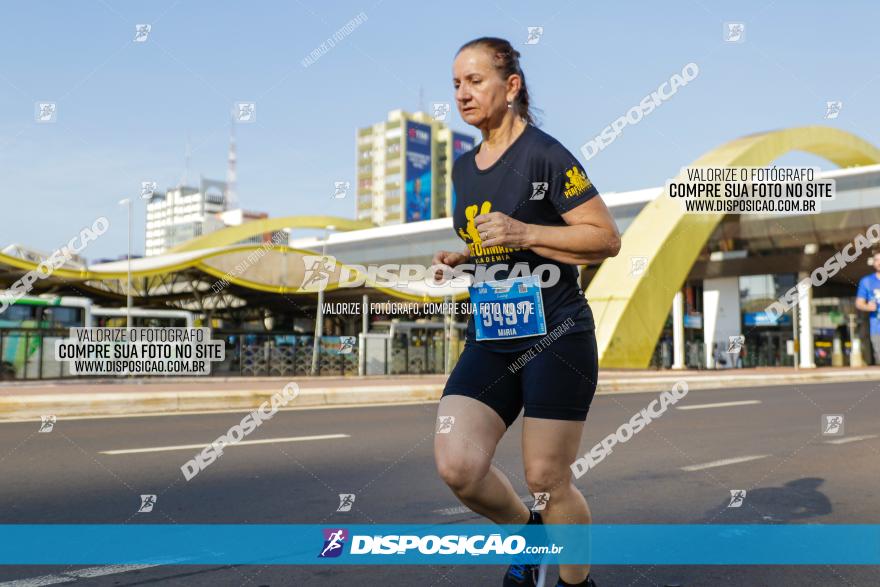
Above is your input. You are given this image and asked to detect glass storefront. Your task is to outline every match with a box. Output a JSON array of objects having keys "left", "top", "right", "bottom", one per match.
[
  {"left": 812, "top": 297, "right": 856, "bottom": 367},
  {"left": 739, "top": 274, "right": 797, "bottom": 367},
  {"left": 642, "top": 274, "right": 866, "bottom": 370},
  {"left": 651, "top": 284, "right": 705, "bottom": 369}
]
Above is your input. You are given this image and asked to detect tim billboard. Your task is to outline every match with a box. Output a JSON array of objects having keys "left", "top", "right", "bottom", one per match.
[{"left": 405, "top": 121, "right": 432, "bottom": 222}]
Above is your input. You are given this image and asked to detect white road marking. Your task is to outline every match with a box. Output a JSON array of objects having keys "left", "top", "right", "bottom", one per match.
[
  {"left": 676, "top": 400, "right": 762, "bottom": 410},
  {"left": 0, "top": 564, "right": 160, "bottom": 586},
  {"left": 681, "top": 454, "right": 770, "bottom": 472},
  {"left": 824, "top": 434, "right": 878, "bottom": 445},
  {"left": 100, "top": 434, "right": 349, "bottom": 455},
  {"left": 433, "top": 504, "right": 473, "bottom": 516}
]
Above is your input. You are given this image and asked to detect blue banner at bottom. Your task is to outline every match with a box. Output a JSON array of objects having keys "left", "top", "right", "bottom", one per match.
[{"left": 0, "top": 524, "right": 878, "bottom": 565}]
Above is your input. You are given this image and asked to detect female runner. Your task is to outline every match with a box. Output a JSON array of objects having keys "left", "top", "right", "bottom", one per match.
[{"left": 432, "top": 37, "right": 621, "bottom": 587}]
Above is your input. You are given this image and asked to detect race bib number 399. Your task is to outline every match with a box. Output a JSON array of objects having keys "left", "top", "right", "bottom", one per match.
[{"left": 469, "top": 275, "right": 547, "bottom": 341}]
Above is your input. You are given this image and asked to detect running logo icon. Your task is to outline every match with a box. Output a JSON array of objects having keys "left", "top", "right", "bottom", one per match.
[
  {"left": 138, "top": 495, "right": 157, "bottom": 513},
  {"left": 824, "top": 101, "right": 843, "bottom": 120},
  {"left": 724, "top": 22, "right": 745, "bottom": 43},
  {"left": 141, "top": 181, "right": 157, "bottom": 200},
  {"left": 235, "top": 102, "right": 256, "bottom": 123},
  {"left": 727, "top": 335, "right": 745, "bottom": 354},
  {"left": 630, "top": 256, "right": 648, "bottom": 277},
  {"left": 532, "top": 492, "right": 550, "bottom": 511},
  {"left": 822, "top": 414, "right": 844, "bottom": 436},
  {"left": 333, "top": 181, "right": 350, "bottom": 199},
  {"left": 319, "top": 528, "right": 348, "bottom": 558},
  {"left": 38, "top": 415, "right": 56, "bottom": 433},
  {"left": 338, "top": 336, "right": 356, "bottom": 354},
  {"left": 437, "top": 416, "right": 455, "bottom": 434},
  {"left": 301, "top": 255, "right": 336, "bottom": 292},
  {"left": 530, "top": 182, "right": 548, "bottom": 200},
  {"left": 727, "top": 490, "right": 746, "bottom": 508},
  {"left": 432, "top": 102, "right": 451, "bottom": 121},
  {"left": 525, "top": 26, "right": 544, "bottom": 45},
  {"left": 36, "top": 102, "right": 57, "bottom": 123},
  {"left": 134, "top": 24, "right": 151, "bottom": 42},
  {"left": 337, "top": 494, "right": 355, "bottom": 512}
]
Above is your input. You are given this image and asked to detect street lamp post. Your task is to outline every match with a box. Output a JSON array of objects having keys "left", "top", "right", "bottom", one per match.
[
  {"left": 310, "top": 226, "right": 335, "bottom": 376},
  {"left": 118, "top": 198, "right": 133, "bottom": 329}
]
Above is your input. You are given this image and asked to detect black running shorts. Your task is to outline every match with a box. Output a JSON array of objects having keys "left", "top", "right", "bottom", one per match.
[{"left": 442, "top": 329, "right": 599, "bottom": 428}]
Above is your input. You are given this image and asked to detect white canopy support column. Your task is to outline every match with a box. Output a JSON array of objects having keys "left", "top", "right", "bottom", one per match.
[
  {"left": 672, "top": 290, "right": 686, "bottom": 369},
  {"left": 798, "top": 275, "right": 816, "bottom": 369},
  {"left": 703, "top": 277, "right": 742, "bottom": 369}
]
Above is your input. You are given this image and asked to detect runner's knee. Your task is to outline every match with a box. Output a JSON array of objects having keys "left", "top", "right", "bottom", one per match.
[
  {"left": 525, "top": 463, "right": 571, "bottom": 495},
  {"left": 435, "top": 450, "right": 490, "bottom": 494}
]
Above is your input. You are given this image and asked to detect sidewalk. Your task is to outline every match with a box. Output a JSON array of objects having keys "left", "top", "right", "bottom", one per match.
[{"left": 1, "top": 367, "right": 879, "bottom": 420}]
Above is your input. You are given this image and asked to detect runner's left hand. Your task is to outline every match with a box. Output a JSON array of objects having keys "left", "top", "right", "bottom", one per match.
[{"left": 473, "top": 212, "right": 531, "bottom": 248}]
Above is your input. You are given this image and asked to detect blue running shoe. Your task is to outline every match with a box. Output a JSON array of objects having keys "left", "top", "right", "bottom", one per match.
[
  {"left": 503, "top": 562, "right": 547, "bottom": 586},
  {"left": 503, "top": 511, "right": 548, "bottom": 586}
]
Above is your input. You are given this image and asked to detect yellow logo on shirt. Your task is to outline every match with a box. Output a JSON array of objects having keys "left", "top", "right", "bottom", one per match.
[
  {"left": 457, "top": 200, "right": 521, "bottom": 262},
  {"left": 563, "top": 166, "right": 592, "bottom": 198}
]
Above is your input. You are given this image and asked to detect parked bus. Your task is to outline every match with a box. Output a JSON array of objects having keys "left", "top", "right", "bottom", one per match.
[{"left": 0, "top": 293, "right": 194, "bottom": 380}]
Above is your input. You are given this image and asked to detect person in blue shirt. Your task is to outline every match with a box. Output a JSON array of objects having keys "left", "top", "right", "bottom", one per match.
[{"left": 855, "top": 252, "right": 880, "bottom": 364}]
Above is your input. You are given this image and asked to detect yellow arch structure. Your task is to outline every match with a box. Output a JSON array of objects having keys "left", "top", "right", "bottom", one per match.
[
  {"left": 0, "top": 244, "right": 466, "bottom": 302},
  {"left": 587, "top": 126, "right": 880, "bottom": 368},
  {"left": 168, "top": 215, "right": 373, "bottom": 253}
]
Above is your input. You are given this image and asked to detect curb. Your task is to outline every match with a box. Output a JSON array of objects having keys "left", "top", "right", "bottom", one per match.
[
  {"left": 0, "top": 385, "right": 447, "bottom": 421},
  {"left": 596, "top": 369, "right": 880, "bottom": 393},
  {"left": 1, "top": 371, "right": 879, "bottom": 421},
  {"left": 0, "top": 374, "right": 443, "bottom": 389}
]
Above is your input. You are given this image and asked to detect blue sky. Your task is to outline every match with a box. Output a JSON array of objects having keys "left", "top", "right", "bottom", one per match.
[{"left": 1, "top": 0, "right": 878, "bottom": 260}]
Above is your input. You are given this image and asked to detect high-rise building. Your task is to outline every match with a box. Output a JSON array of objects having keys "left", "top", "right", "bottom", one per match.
[
  {"left": 145, "top": 127, "right": 285, "bottom": 256},
  {"left": 145, "top": 178, "right": 284, "bottom": 256},
  {"left": 356, "top": 109, "right": 475, "bottom": 226},
  {"left": 145, "top": 178, "right": 229, "bottom": 256}
]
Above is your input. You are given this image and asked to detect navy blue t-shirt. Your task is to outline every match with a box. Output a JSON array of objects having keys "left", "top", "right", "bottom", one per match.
[{"left": 452, "top": 123, "right": 599, "bottom": 352}]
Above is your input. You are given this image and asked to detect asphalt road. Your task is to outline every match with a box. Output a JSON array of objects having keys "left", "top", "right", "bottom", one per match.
[{"left": 0, "top": 379, "right": 878, "bottom": 586}]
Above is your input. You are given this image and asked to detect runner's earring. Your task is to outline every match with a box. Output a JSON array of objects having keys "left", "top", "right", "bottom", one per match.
[{"left": 507, "top": 101, "right": 512, "bottom": 109}]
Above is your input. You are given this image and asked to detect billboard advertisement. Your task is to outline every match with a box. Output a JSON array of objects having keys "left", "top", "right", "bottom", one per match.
[
  {"left": 404, "top": 121, "right": 432, "bottom": 222},
  {"left": 744, "top": 311, "right": 792, "bottom": 327},
  {"left": 450, "top": 132, "right": 475, "bottom": 212}
]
